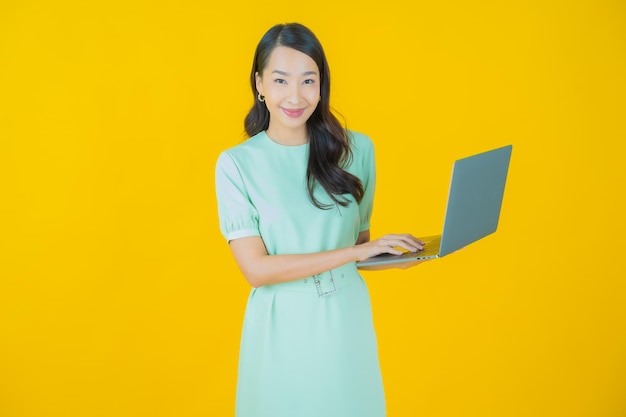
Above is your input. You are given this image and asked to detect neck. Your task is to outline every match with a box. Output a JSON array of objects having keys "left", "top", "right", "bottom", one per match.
[{"left": 265, "top": 126, "right": 308, "bottom": 146}]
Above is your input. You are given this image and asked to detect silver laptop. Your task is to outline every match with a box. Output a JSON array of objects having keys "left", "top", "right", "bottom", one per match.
[{"left": 356, "top": 144, "right": 513, "bottom": 267}]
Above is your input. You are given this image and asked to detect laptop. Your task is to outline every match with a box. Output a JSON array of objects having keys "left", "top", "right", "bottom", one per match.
[{"left": 356, "top": 144, "right": 513, "bottom": 267}]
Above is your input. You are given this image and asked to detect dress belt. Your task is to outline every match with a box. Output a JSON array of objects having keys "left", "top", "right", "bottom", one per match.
[{"left": 266, "top": 262, "right": 361, "bottom": 297}]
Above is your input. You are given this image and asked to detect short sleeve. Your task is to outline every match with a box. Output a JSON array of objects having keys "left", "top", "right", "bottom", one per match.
[
  {"left": 357, "top": 135, "right": 376, "bottom": 232},
  {"left": 215, "top": 151, "right": 261, "bottom": 242}
]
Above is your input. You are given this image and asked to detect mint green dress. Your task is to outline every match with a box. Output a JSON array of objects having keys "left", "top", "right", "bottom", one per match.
[{"left": 215, "top": 130, "right": 385, "bottom": 417}]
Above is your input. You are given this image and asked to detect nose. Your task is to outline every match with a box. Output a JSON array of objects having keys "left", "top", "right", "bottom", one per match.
[{"left": 286, "top": 83, "right": 302, "bottom": 104}]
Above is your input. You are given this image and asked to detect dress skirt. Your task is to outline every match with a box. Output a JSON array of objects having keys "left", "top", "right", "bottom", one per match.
[{"left": 235, "top": 263, "right": 386, "bottom": 417}]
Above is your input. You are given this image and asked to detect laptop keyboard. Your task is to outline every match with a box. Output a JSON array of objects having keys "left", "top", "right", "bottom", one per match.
[{"left": 408, "top": 236, "right": 441, "bottom": 257}]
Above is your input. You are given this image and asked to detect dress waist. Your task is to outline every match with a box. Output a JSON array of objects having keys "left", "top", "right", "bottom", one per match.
[{"left": 264, "top": 262, "right": 361, "bottom": 297}]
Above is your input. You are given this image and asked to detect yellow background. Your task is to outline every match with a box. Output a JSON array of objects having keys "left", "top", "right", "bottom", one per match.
[{"left": 1, "top": 1, "right": 625, "bottom": 416}]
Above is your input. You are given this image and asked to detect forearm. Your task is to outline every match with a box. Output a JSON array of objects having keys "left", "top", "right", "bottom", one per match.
[
  {"left": 234, "top": 244, "right": 360, "bottom": 288},
  {"left": 230, "top": 231, "right": 424, "bottom": 287}
]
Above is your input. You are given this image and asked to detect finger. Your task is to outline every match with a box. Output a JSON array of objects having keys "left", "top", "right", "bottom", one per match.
[
  {"left": 384, "top": 246, "right": 404, "bottom": 256},
  {"left": 383, "top": 234, "right": 424, "bottom": 250},
  {"left": 411, "top": 238, "right": 425, "bottom": 250},
  {"left": 380, "top": 238, "right": 422, "bottom": 252},
  {"left": 397, "top": 235, "right": 425, "bottom": 251}
]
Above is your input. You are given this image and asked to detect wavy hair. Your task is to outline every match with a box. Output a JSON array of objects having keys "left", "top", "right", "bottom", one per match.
[{"left": 244, "top": 23, "right": 364, "bottom": 209}]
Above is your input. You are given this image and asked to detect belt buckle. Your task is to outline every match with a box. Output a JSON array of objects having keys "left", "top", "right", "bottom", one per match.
[{"left": 314, "top": 270, "right": 337, "bottom": 298}]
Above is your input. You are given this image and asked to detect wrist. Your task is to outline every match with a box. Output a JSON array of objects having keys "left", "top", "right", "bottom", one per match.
[{"left": 347, "top": 243, "right": 363, "bottom": 262}]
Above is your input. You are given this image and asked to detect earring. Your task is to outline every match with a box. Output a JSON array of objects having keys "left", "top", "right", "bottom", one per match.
[{"left": 257, "top": 93, "right": 265, "bottom": 102}]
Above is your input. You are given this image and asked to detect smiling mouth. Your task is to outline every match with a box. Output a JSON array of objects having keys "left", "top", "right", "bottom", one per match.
[{"left": 281, "top": 107, "right": 306, "bottom": 118}]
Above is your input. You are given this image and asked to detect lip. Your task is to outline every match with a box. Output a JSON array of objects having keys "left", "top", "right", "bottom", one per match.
[{"left": 281, "top": 107, "right": 306, "bottom": 118}]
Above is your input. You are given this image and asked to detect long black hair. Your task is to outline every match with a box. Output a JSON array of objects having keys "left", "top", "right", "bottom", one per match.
[{"left": 244, "top": 23, "right": 364, "bottom": 210}]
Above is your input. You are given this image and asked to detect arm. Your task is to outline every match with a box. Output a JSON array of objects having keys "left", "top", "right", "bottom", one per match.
[{"left": 229, "top": 232, "right": 424, "bottom": 288}]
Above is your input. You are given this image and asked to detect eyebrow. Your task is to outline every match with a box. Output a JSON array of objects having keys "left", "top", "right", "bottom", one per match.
[{"left": 271, "top": 70, "right": 318, "bottom": 76}]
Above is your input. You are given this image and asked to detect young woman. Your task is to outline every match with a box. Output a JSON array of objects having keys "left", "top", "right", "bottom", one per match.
[{"left": 215, "top": 22, "right": 427, "bottom": 417}]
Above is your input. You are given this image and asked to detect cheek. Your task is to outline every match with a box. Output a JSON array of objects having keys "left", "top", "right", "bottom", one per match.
[
  {"left": 264, "top": 85, "right": 284, "bottom": 102},
  {"left": 305, "top": 86, "right": 321, "bottom": 101}
]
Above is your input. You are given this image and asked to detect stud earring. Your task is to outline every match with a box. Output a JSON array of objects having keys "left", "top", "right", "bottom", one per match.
[{"left": 257, "top": 93, "right": 265, "bottom": 102}]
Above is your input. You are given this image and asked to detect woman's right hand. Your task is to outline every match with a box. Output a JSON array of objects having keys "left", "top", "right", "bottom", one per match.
[{"left": 353, "top": 233, "right": 424, "bottom": 262}]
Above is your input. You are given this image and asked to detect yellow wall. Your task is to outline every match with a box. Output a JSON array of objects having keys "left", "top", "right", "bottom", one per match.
[{"left": 1, "top": 1, "right": 625, "bottom": 416}]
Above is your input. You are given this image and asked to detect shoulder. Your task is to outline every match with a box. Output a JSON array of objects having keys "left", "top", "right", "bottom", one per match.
[
  {"left": 347, "top": 130, "right": 375, "bottom": 159},
  {"left": 343, "top": 130, "right": 376, "bottom": 177},
  {"left": 216, "top": 132, "right": 267, "bottom": 168},
  {"left": 347, "top": 130, "right": 373, "bottom": 148}
]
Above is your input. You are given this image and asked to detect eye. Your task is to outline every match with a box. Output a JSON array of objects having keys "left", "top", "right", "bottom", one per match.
[
  {"left": 274, "top": 79, "right": 286, "bottom": 84},
  {"left": 303, "top": 79, "right": 315, "bottom": 85}
]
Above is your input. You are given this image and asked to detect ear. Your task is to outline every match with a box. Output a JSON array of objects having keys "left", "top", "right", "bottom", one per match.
[{"left": 255, "top": 71, "right": 263, "bottom": 96}]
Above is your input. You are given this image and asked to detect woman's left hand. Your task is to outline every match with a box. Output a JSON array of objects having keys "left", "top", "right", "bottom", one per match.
[{"left": 357, "top": 257, "right": 432, "bottom": 271}]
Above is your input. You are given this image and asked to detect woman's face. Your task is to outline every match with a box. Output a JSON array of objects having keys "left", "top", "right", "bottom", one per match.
[{"left": 256, "top": 46, "right": 321, "bottom": 142}]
